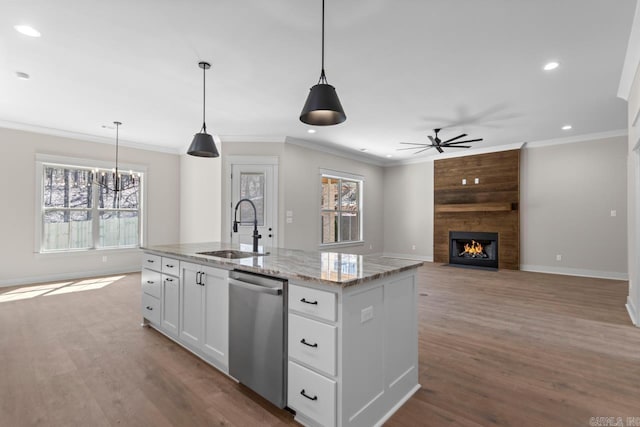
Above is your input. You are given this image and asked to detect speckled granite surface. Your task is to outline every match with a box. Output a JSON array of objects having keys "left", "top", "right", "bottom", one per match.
[{"left": 141, "top": 242, "right": 423, "bottom": 287}]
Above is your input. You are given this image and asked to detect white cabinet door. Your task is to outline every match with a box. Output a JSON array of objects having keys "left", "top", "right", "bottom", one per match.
[
  {"left": 201, "top": 265, "right": 229, "bottom": 368},
  {"left": 161, "top": 275, "right": 179, "bottom": 337},
  {"left": 180, "top": 263, "right": 203, "bottom": 348}
]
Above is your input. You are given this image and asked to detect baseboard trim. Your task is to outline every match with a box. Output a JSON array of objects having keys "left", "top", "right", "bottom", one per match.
[
  {"left": 374, "top": 383, "right": 422, "bottom": 427},
  {"left": 520, "top": 265, "right": 628, "bottom": 281},
  {"left": 627, "top": 296, "right": 638, "bottom": 326},
  {"left": 383, "top": 253, "right": 433, "bottom": 262},
  {"left": 0, "top": 266, "right": 141, "bottom": 288}
]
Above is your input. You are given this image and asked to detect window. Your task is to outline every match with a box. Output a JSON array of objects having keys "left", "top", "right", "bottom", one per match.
[
  {"left": 320, "top": 172, "right": 363, "bottom": 245},
  {"left": 37, "top": 156, "right": 143, "bottom": 252}
]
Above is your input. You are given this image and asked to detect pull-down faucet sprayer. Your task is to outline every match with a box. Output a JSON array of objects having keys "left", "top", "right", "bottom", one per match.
[{"left": 233, "top": 198, "right": 261, "bottom": 253}]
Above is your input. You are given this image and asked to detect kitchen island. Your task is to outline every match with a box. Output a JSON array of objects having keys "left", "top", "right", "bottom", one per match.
[{"left": 141, "top": 242, "right": 423, "bottom": 427}]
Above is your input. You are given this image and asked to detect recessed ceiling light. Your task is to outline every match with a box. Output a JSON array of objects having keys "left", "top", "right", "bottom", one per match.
[
  {"left": 307, "top": 129, "right": 316, "bottom": 134},
  {"left": 15, "top": 71, "right": 30, "bottom": 80},
  {"left": 101, "top": 124, "right": 115, "bottom": 130},
  {"left": 359, "top": 148, "right": 368, "bottom": 152},
  {"left": 14, "top": 25, "right": 41, "bottom": 37},
  {"left": 543, "top": 61, "right": 559, "bottom": 71},
  {"left": 561, "top": 125, "right": 572, "bottom": 130},
  {"left": 386, "top": 154, "right": 392, "bottom": 158}
]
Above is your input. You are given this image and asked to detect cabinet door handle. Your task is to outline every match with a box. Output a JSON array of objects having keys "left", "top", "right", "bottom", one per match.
[
  {"left": 166, "top": 278, "right": 173, "bottom": 282},
  {"left": 146, "top": 281, "right": 154, "bottom": 284},
  {"left": 196, "top": 271, "right": 201, "bottom": 285},
  {"left": 165, "top": 264, "right": 174, "bottom": 268},
  {"left": 300, "top": 389, "right": 317, "bottom": 401},
  {"left": 300, "top": 298, "right": 318, "bottom": 305},
  {"left": 300, "top": 338, "right": 318, "bottom": 348},
  {"left": 199, "top": 272, "right": 205, "bottom": 286},
  {"left": 145, "top": 306, "right": 153, "bottom": 311}
]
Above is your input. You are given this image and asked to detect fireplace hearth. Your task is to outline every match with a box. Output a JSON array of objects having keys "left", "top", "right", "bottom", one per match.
[{"left": 449, "top": 231, "right": 499, "bottom": 269}]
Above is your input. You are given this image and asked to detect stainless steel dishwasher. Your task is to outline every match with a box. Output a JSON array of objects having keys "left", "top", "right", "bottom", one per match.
[{"left": 228, "top": 270, "right": 287, "bottom": 408}]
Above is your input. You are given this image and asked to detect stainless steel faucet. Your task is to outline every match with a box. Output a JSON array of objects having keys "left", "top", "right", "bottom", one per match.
[{"left": 233, "top": 198, "right": 261, "bottom": 253}]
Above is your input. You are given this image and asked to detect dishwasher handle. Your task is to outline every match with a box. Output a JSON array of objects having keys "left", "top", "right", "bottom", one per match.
[{"left": 228, "top": 277, "right": 283, "bottom": 295}]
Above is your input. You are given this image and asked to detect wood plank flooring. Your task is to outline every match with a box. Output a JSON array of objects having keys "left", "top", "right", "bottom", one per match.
[{"left": 0, "top": 265, "right": 638, "bottom": 426}]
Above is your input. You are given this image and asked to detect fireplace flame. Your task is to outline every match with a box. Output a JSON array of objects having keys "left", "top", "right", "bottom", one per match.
[{"left": 463, "top": 240, "right": 484, "bottom": 256}]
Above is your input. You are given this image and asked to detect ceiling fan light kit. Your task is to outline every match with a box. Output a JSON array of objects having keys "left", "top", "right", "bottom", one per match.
[
  {"left": 300, "top": 0, "right": 346, "bottom": 126},
  {"left": 187, "top": 61, "right": 220, "bottom": 158}
]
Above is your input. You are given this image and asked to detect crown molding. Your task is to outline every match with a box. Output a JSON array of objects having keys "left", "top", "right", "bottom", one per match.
[
  {"left": 285, "top": 137, "right": 386, "bottom": 167},
  {"left": 524, "top": 129, "right": 627, "bottom": 149},
  {"left": 385, "top": 142, "right": 526, "bottom": 166},
  {"left": 219, "top": 135, "right": 286, "bottom": 144},
  {"left": 0, "top": 120, "right": 181, "bottom": 154}
]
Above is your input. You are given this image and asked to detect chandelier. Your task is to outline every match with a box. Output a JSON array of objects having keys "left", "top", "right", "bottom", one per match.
[{"left": 89, "top": 121, "right": 139, "bottom": 199}]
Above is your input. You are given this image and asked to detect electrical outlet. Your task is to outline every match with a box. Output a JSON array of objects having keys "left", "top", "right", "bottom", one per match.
[
  {"left": 611, "top": 210, "right": 617, "bottom": 217},
  {"left": 286, "top": 210, "right": 293, "bottom": 217},
  {"left": 412, "top": 245, "right": 416, "bottom": 250},
  {"left": 286, "top": 217, "right": 293, "bottom": 224},
  {"left": 102, "top": 256, "right": 108, "bottom": 263},
  {"left": 556, "top": 254, "right": 562, "bottom": 261},
  {"left": 361, "top": 306, "right": 373, "bottom": 323},
  {"left": 369, "top": 244, "right": 373, "bottom": 250}
]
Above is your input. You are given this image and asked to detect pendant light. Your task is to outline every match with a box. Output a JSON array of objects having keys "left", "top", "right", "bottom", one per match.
[
  {"left": 300, "top": 0, "right": 346, "bottom": 126},
  {"left": 187, "top": 61, "right": 219, "bottom": 157}
]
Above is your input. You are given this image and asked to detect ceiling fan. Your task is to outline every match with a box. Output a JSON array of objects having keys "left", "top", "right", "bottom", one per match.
[{"left": 398, "top": 128, "right": 483, "bottom": 154}]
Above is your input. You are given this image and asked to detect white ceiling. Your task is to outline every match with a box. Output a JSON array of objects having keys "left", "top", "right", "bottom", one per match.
[{"left": 1, "top": 0, "right": 636, "bottom": 163}]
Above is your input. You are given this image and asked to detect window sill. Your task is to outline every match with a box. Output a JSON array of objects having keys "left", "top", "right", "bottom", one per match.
[
  {"left": 35, "top": 247, "right": 142, "bottom": 258},
  {"left": 318, "top": 241, "right": 365, "bottom": 250}
]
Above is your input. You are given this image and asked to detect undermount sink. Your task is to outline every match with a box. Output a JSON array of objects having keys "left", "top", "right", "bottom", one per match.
[{"left": 197, "top": 250, "right": 268, "bottom": 259}]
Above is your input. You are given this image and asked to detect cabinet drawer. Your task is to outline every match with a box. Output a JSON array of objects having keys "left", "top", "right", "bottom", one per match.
[
  {"left": 142, "top": 253, "right": 161, "bottom": 270},
  {"left": 289, "top": 284, "right": 336, "bottom": 322},
  {"left": 141, "top": 269, "right": 161, "bottom": 298},
  {"left": 141, "top": 293, "right": 160, "bottom": 325},
  {"left": 288, "top": 361, "right": 336, "bottom": 427},
  {"left": 161, "top": 257, "right": 179, "bottom": 276},
  {"left": 289, "top": 313, "right": 336, "bottom": 376}
]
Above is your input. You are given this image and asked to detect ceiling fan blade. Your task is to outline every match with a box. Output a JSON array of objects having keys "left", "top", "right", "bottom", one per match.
[
  {"left": 428, "top": 135, "right": 437, "bottom": 145},
  {"left": 413, "top": 147, "right": 434, "bottom": 155},
  {"left": 399, "top": 142, "right": 430, "bottom": 146},
  {"left": 435, "top": 145, "right": 444, "bottom": 153},
  {"left": 397, "top": 146, "right": 430, "bottom": 151},
  {"left": 443, "top": 145, "right": 471, "bottom": 148},
  {"left": 445, "top": 138, "right": 483, "bottom": 145},
  {"left": 442, "top": 134, "right": 467, "bottom": 144}
]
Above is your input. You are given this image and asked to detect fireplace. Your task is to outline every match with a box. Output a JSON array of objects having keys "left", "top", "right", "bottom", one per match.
[{"left": 449, "top": 231, "right": 499, "bottom": 269}]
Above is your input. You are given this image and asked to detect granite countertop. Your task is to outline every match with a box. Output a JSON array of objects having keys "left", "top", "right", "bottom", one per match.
[{"left": 141, "top": 242, "right": 423, "bottom": 287}]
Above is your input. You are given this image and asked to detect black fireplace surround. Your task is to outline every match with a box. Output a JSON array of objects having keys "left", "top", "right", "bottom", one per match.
[{"left": 449, "top": 231, "right": 499, "bottom": 269}]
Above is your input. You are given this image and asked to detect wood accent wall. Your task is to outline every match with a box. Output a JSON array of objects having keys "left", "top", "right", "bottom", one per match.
[{"left": 434, "top": 149, "right": 520, "bottom": 269}]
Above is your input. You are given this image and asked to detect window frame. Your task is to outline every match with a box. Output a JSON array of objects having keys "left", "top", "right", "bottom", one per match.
[
  {"left": 319, "top": 169, "right": 364, "bottom": 248},
  {"left": 34, "top": 153, "right": 147, "bottom": 254}
]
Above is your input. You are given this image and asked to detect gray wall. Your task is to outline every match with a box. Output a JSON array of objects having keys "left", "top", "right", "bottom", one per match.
[
  {"left": 383, "top": 162, "right": 434, "bottom": 260},
  {"left": 282, "top": 142, "right": 385, "bottom": 254},
  {"left": 521, "top": 136, "right": 628, "bottom": 278},
  {"left": 0, "top": 127, "right": 180, "bottom": 286}
]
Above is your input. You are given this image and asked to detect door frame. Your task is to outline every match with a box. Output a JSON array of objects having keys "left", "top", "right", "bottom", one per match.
[{"left": 223, "top": 156, "right": 279, "bottom": 247}]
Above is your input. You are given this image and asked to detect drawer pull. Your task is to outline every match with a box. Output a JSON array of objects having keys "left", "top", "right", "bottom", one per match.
[
  {"left": 300, "top": 338, "right": 318, "bottom": 348},
  {"left": 300, "top": 298, "right": 318, "bottom": 305},
  {"left": 300, "top": 389, "right": 318, "bottom": 401},
  {"left": 165, "top": 264, "right": 174, "bottom": 268},
  {"left": 166, "top": 278, "right": 174, "bottom": 282},
  {"left": 147, "top": 259, "right": 154, "bottom": 263},
  {"left": 145, "top": 306, "right": 153, "bottom": 311},
  {"left": 146, "top": 281, "right": 154, "bottom": 284}
]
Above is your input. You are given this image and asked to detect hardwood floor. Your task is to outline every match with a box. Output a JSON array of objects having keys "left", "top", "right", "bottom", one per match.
[{"left": 0, "top": 265, "right": 637, "bottom": 426}]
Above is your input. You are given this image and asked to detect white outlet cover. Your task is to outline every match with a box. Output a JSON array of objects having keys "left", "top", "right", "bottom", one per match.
[
  {"left": 611, "top": 210, "right": 617, "bottom": 217},
  {"left": 556, "top": 254, "right": 562, "bottom": 261},
  {"left": 286, "top": 217, "right": 293, "bottom": 224},
  {"left": 361, "top": 306, "right": 374, "bottom": 323}
]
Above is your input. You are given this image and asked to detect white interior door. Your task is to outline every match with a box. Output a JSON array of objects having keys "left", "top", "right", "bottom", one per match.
[{"left": 231, "top": 162, "right": 277, "bottom": 251}]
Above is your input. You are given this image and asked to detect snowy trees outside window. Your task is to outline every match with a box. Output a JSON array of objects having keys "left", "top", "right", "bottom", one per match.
[
  {"left": 320, "top": 174, "right": 362, "bottom": 245},
  {"left": 41, "top": 163, "right": 142, "bottom": 251}
]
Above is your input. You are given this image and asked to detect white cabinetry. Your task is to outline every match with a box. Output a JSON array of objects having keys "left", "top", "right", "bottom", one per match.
[
  {"left": 161, "top": 274, "right": 179, "bottom": 337},
  {"left": 141, "top": 254, "right": 162, "bottom": 325},
  {"left": 180, "top": 261, "right": 229, "bottom": 372},
  {"left": 288, "top": 272, "right": 420, "bottom": 427},
  {"left": 142, "top": 255, "right": 180, "bottom": 337}
]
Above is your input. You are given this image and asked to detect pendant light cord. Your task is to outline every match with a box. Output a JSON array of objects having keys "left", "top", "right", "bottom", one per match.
[
  {"left": 115, "top": 121, "right": 119, "bottom": 180},
  {"left": 202, "top": 64, "right": 207, "bottom": 133},
  {"left": 319, "top": 0, "right": 327, "bottom": 84}
]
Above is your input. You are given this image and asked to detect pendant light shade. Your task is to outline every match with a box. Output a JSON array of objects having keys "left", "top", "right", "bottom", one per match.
[
  {"left": 299, "top": 0, "right": 346, "bottom": 126},
  {"left": 187, "top": 61, "right": 219, "bottom": 157},
  {"left": 300, "top": 82, "right": 346, "bottom": 125}
]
